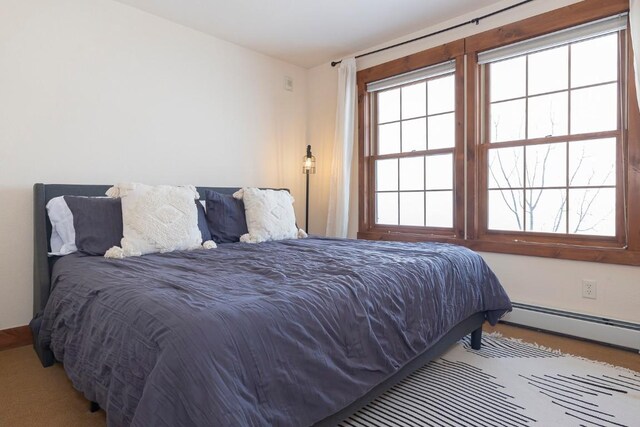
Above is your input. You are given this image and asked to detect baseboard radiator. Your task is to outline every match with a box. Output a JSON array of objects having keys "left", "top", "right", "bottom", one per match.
[{"left": 501, "top": 302, "right": 640, "bottom": 353}]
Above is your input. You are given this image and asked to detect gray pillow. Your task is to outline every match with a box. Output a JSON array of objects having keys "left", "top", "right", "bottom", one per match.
[
  {"left": 64, "top": 196, "right": 123, "bottom": 256},
  {"left": 205, "top": 190, "right": 248, "bottom": 243}
]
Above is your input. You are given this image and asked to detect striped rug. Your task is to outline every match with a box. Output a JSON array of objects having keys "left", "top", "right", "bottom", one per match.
[{"left": 339, "top": 334, "right": 640, "bottom": 427}]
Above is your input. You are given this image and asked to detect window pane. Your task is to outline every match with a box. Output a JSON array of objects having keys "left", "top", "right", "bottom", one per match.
[
  {"left": 428, "top": 113, "right": 455, "bottom": 149},
  {"left": 376, "top": 159, "right": 398, "bottom": 191},
  {"left": 399, "top": 156, "right": 424, "bottom": 191},
  {"left": 571, "top": 34, "right": 618, "bottom": 88},
  {"left": 490, "top": 56, "right": 526, "bottom": 102},
  {"left": 402, "top": 82, "right": 426, "bottom": 119},
  {"left": 526, "top": 142, "right": 566, "bottom": 188},
  {"left": 570, "top": 83, "right": 617, "bottom": 135},
  {"left": 490, "top": 99, "right": 526, "bottom": 142},
  {"left": 488, "top": 189, "right": 524, "bottom": 231},
  {"left": 400, "top": 192, "right": 425, "bottom": 226},
  {"left": 401, "top": 118, "right": 427, "bottom": 152},
  {"left": 488, "top": 146, "right": 523, "bottom": 189},
  {"left": 376, "top": 193, "right": 398, "bottom": 225},
  {"left": 428, "top": 74, "right": 454, "bottom": 115},
  {"left": 569, "top": 138, "right": 616, "bottom": 187},
  {"left": 528, "top": 92, "right": 568, "bottom": 138},
  {"left": 525, "top": 189, "right": 567, "bottom": 233},
  {"left": 377, "top": 88, "right": 400, "bottom": 123},
  {"left": 480, "top": 29, "right": 622, "bottom": 240},
  {"left": 426, "top": 154, "right": 453, "bottom": 190},
  {"left": 569, "top": 188, "right": 615, "bottom": 236},
  {"left": 378, "top": 122, "right": 400, "bottom": 155},
  {"left": 528, "top": 46, "right": 568, "bottom": 95},
  {"left": 426, "top": 191, "right": 453, "bottom": 228}
]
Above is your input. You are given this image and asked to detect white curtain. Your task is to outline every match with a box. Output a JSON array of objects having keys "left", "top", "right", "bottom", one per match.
[
  {"left": 631, "top": 1, "right": 640, "bottom": 110},
  {"left": 326, "top": 58, "right": 357, "bottom": 238}
]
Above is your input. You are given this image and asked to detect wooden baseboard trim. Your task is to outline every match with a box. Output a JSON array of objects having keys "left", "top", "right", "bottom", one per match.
[{"left": 0, "top": 325, "right": 32, "bottom": 351}]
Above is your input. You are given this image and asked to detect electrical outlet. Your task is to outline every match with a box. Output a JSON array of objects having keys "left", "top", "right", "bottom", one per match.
[{"left": 582, "top": 280, "right": 597, "bottom": 299}]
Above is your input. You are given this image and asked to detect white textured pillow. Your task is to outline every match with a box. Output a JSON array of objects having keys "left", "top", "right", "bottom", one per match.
[
  {"left": 46, "top": 196, "right": 77, "bottom": 256},
  {"left": 104, "top": 183, "right": 214, "bottom": 258},
  {"left": 233, "top": 188, "right": 307, "bottom": 243}
]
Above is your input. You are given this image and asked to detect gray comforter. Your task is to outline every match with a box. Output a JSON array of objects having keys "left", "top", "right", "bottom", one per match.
[{"left": 38, "top": 238, "right": 511, "bottom": 426}]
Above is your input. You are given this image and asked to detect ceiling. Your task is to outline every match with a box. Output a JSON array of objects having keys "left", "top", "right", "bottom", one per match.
[{"left": 114, "top": 0, "right": 503, "bottom": 68}]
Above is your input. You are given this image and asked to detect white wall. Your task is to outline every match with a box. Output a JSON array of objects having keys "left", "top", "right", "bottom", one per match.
[
  {"left": 2, "top": 0, "right": 638, "bottom": 330},
  {"left": 306, "top": 64, "right": 337, "bottom": 236},
  {"left": 307, "top": 0, "right": 640, "bottom": 324},
  {"left": 480, "top": 252, "right": 640, "bottom": 323},
  {"left": 0, "top": 0, "right": 307, "bottom": 329}
]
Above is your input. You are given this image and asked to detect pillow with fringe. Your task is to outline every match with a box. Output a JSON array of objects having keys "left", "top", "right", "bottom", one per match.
[
  {"left": 233, "top": 187, "right": 307, "bottom": 244},
  {"left": 104, "top": 183, "right": 215, "bottom": 258}
]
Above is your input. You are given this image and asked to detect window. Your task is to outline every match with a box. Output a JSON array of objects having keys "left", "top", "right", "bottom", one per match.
[
  {"left": 365, "top": 58, "right": 463, "bottom": 234},
  {"left": 479, "top": 16, "right": 626, "bottom": 243},
  {"left": 358, "top": 0, "right": 640, "bottom": 265},
  {"left": 373, "top": 70, "right": 455, "bottom": 228}
]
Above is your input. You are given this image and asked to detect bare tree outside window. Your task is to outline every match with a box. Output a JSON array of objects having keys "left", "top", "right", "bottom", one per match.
[
  {"left": 486, "top": 33, "right": 619, "bottom": 237},
  {"left": 488, "top": 143, "right": 616, "bottom": 235}
]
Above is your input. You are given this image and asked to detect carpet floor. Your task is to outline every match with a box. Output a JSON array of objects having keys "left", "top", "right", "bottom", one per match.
[
  {"left": 0, "top": 345, "right": 105, "bottom": 427},
  {"left": 1, "top": 325, "right": 638, "bottom": 426}
]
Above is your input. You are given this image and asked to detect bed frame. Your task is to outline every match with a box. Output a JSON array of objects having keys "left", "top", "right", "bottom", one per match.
[{"left": 30, "top": 183, "right": 484, "bottom": 424}]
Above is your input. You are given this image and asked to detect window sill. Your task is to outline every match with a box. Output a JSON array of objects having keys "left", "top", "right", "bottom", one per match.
[{"left": 357, "top": 230, "right": 640, "bottom": 266}]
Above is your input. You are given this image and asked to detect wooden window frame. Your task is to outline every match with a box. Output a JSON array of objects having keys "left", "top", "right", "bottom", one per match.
[
  {"left": 358, "top": 40, "right": 466, "bottom": 241},
  {"left": 358, "top": 0, "right": 640, "bottom": 266},
  {"left": 372, "top": 72, "right": 457, "bottom": 231},
  {"left": 477, "top": 30, "right": 626, "bottom": 248}
]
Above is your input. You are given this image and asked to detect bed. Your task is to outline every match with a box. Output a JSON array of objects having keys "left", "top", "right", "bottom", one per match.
[{"left": 30, "top": 183, "right": 512, "bottom": 426}]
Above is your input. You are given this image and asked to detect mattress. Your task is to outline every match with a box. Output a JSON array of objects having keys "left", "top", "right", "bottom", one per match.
[{"left": 37, "top": 237, "right": 511, "bottom": 426}]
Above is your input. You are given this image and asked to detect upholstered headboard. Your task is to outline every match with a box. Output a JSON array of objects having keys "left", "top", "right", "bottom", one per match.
[{"left": 32, "top": 183, "right": 246, "bottom": 317}]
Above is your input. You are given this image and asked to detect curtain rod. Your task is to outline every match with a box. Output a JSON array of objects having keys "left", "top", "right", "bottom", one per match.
[{"left": 330, "top": 0, "right": 533, "bottom": 67}]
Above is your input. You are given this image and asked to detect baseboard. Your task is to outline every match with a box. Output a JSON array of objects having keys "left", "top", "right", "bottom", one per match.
[
  {"left": 0, "top": 325, "right": 32, "bottom": 351},
  {"left": 502, "top": 303, "right": 640, "bottom": 352}
]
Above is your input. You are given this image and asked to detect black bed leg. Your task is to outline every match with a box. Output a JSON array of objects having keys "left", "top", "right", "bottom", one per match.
[
  {"left": 471, "top": 327, "right": 482, "bottom": 350},
  {"left": 89, "top": 401, "right": 100, "bottom": 413}
]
